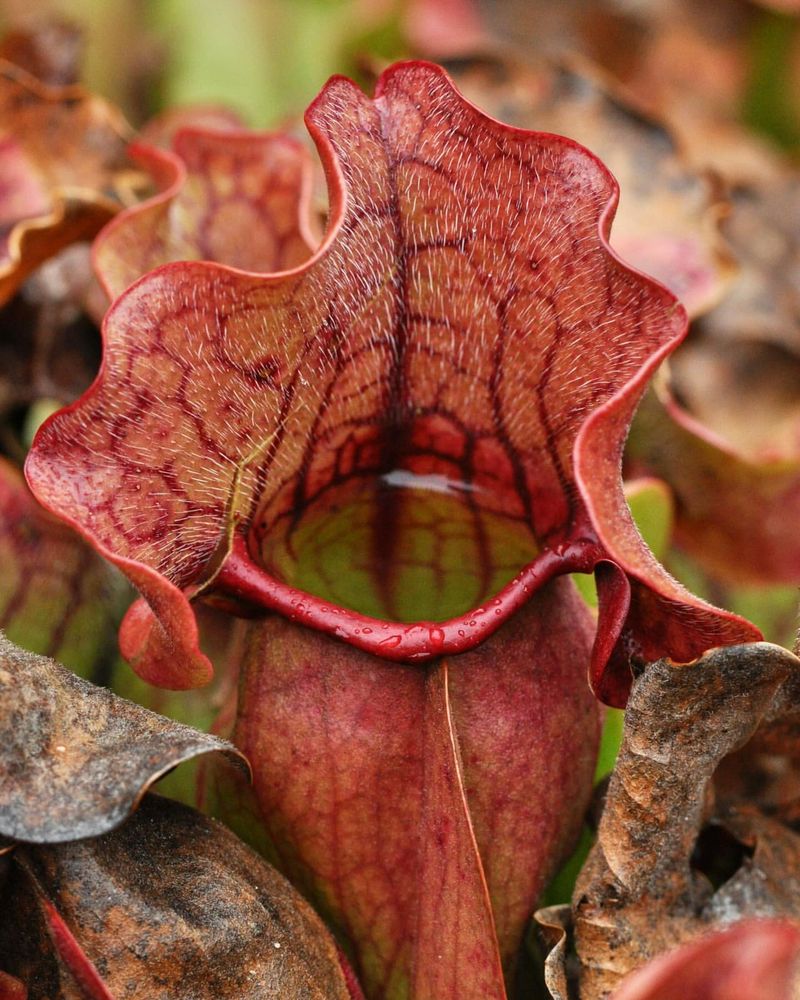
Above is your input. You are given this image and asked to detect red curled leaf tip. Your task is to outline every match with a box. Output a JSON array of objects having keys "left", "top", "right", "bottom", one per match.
[{"left": 94, "top": 124, "right": 316, "bottom": 301}]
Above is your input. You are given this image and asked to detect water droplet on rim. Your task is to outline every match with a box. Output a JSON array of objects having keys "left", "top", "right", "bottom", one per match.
[{"left": 428, "top": 627, "right": 445, "bottom": 649}]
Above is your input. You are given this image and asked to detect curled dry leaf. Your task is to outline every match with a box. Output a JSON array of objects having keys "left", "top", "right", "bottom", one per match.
[
  {"left": 700, "top": 174, "right": 800, "bottom": 355},
  {"left": 535, "top": 903, "right": 571, "bottom": 1000},
  {"left": 0, "top": 795, "right": 356, "bottom": 1000},
  {"left": 0, "top": 458, "right": 125, "bottom": 677},
  {"left": 0, "top": 634, "right": 246, "bottom": 843},
  {"left": 94, "top": 125, "right": 316, "bottom": 300},
  {"left": 0, "top": 59, "right": 145, "bottom": 305},
  {"left": 25, "top": 60, "right": 758, "bottom": 703},
  {"left": 449, "top": 55, "right": 735, "bottom": 318},
  {"left": 569, "top": 641, "right": 800, "bottom": 997},
  {"left": 536, "top": 911, "right": 800, "bottom": 1000}
]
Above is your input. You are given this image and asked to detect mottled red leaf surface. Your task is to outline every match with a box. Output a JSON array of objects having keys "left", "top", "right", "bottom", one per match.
[
  {"left": 0, "top": 796, "right": 356, "bottom": 999},
  {"left": 232, "top": 575, "right": 599, "bottom": 999},
  {"left": 0, "top": 60, "right": 144, "bottom": 305},
  {"left": 0, "top": 458, "right": 124, "bottom": 676},
  {"left": 94, "top": 126, "right": 316, "bottom": 300},
  {"left": 26, "top": 61, "right": 758, "bottom": 700},
  {"left": 0, "top": 635, "right": 246, "bottom": 843},
  {"left": 611, "top": 921, "right": 800, "bottom": 1000}
]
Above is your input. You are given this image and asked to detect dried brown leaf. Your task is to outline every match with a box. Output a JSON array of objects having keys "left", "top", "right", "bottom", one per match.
[
  {"left": 700, "top": 175, "right": 800, "bottom": 355},
  {"left": 0, "top": 795, "right": 353, "bottom": 999},
  {"left": 0, "top": 635, "right": 246, "bottom": 843},
  {"left": 570, "top": 642, "right": 800, "bottom": 997},
  {"left": 0, "top": 60, "right": 146, "bottom": 305},
  {"left": 534, "top": 904, "right": 572, "bottom": 1000}
]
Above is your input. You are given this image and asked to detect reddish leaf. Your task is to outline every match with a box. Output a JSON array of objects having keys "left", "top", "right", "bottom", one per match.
[
  {"left": 231, "top": 576, "right": 599, "bottom": 999},
  {"left": 94, "top": 126, "right": 316, "bottom": 300},
  {"left": 0, "top": 972, "right": 26, "bottom": 1000},
  {"left": 0, "top": 458, "right": 125, "bottom": 676},
  {"left": 0, "top": 795, "right": 355, "bottom": 999},
  {"left": 0, "top": 634, "right": 246, "bottom": 843},
  {"left": 402, "top": 0, "right": 487, "bottom": 57},
  {"left": 449, "top": 56, "right": 736, "bottom": 319},
  {"left": 611, "top": 920, "right": 800, "bottom": 1000},
  {"left": 0, "top": 61, "right": 144, "bottom": 305},
  {"left": 25, "top": 61, "right": 758, "bottom": 699}
]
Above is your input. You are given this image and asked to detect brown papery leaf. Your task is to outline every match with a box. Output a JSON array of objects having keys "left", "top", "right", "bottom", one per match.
[
  {"left": 0, "top": 795, "right": 354, "bottom": 999},
  {"left": 571, "top": 642, "right": 800, "bottom": 997},
  {"left": 0, "top": 635, "right": 246, "bottom": 843},
  {"left": 534, "top": 904, "right": 571, "bottom": 1000},
  {"left": 0, "top": 60, "right": 145, "bottom": 305},
  {"left": 468, "top": 0, "right": 769, "bottom": 170},
  {"left": 701, "top": 174, "right": 800, "bottom": 355}
]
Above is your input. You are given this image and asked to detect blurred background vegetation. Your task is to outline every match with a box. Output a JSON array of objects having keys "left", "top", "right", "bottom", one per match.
[
  {"left": 0, "top": 0, "right": 796, "bottom": 152},
  {"left": 0, "top": 0, "right": 409, "bottom": 125}
]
